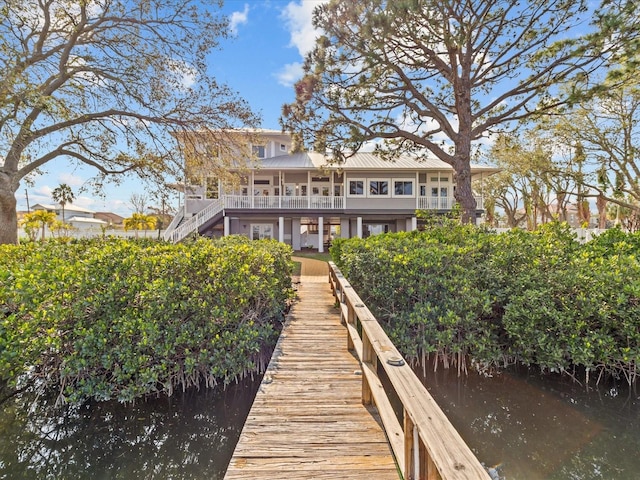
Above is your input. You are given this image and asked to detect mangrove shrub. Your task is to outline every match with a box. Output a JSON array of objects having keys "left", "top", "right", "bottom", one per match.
[
  {"left": 331, "top": 224, "right": 640, "bottom": 384},
  {"left": 0, "top": 236, "right": 293, "bottom": 404}
]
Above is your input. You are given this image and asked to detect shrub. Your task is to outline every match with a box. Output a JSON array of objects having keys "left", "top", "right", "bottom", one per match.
[
  {"left": 333, "top": 223, "right": 640, "bottom": 384},
  {"left": 0, "top": 237, "right": 293, "bottom": 404}
]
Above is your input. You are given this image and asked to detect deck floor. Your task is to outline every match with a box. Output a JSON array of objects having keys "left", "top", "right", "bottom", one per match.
[{"left": 224, "top": 280, "right": 399, "bottom": 479}]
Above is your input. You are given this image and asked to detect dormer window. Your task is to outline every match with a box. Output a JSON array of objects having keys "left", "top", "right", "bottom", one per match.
[{"left": 252, "top": 145, "right": 266, "bottom": 158}]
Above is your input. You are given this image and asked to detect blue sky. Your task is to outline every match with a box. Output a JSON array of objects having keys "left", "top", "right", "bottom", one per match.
[{"left": 18, "top": 0, "right": 321, "bottom": 217}]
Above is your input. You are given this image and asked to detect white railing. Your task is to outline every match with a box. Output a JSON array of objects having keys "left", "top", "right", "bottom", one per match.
[
  {"left": 162, "top": 206, "right": 185, "bottom": 241},
  {"left": 169, "top": 198, "right": 224, "bottom": 243},
  {"left": 224, "top": 195, "right": 344, "bottom": 210},
  {"left": 418, "top": 196, "right": 484, "bottom": 210}
]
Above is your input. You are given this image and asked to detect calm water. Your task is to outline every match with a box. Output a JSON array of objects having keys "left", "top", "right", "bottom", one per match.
[
  {"left": 419, "top": 366, "right": 640, "bottom": 479},
  {"left": 0, "top": 375, "right": 261, "bottom": 480},
  {"left": 2, "top": 367, "right": 639, "bottom": 479}
]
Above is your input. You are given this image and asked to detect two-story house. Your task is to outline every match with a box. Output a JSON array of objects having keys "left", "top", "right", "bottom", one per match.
[{"left": 164, "top": 129, "right": 497, "bottom": 251}]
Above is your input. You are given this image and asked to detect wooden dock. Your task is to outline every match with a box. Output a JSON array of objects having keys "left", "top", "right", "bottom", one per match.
[{"left": 223, "top": 280, "right": 399, "bottom": 480}]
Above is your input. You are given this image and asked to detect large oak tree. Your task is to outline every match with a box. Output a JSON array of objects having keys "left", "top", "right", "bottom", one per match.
[
  {"left": 0, "top": 0, "right": 259, "bottom": 244},
  {"left": 281, "top": 0, "right": 639, "bottom": 223}
]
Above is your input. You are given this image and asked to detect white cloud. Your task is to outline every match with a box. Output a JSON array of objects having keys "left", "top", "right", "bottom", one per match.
[
  {"left": 57, "top": 173, "right": 85, "bottom": 187},
  {"left": 276, "top": 62, "right": 304, "bottom": 87},
  {"left": 281, "top": 1, "right": 324, "bottom": 57},
  {"left": 229, "top": 4, "right": 250, "bottom": 36}
]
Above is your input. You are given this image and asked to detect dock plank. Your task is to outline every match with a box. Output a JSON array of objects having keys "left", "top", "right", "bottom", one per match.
[{"left": 224, "top": 281, "right": 399, "bottom": 480}]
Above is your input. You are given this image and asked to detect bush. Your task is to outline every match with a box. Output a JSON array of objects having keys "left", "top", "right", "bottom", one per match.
[
  {"left": 332, "top": 223, "right": 640, "bottom": 384},
  {"left": 0, "top": 237, "right": 294, "bottom": 404}
]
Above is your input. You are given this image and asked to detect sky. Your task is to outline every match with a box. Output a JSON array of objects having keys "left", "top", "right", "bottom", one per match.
[{"left": 17, "top": 0, "right": 323, "bottom": 217}]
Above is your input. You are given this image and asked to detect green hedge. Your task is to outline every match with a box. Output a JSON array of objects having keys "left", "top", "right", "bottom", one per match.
[
  {"left": 0, "top": 236, "right": 294, "bottom": 404},
  {"left": 331, "top": 223, "right": 640, "bottom": 384}
]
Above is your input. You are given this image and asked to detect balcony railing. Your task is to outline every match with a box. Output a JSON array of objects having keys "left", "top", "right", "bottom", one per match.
[
  {"left": 223, "top": 195, "right": 483, "bottom": 211},
  {"left": 417, "top": 196, "right": 484, "bottom": 210},
  {"left": 224, "top": 195, "right": 345, "bottom": 210}
]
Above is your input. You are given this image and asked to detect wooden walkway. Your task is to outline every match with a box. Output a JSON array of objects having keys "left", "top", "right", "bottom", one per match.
[{"left": 224, "top": 280, "right": 399, "bottom": 479}]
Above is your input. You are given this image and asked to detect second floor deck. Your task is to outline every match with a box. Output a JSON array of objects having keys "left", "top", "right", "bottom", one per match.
[{"left": 189, "top": 194, "right": 485, "bottom": 213}]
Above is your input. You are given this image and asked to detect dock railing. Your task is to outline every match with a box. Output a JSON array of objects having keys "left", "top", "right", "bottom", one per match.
[{"left": 329, "top": 261, "right": 491, "bottom": 480}]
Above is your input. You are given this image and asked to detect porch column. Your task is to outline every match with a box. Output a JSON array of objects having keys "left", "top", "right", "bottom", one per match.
[
  {"left": 340, "top": 218, "right": 350, "bottom": 239},
  {"left": 292, "top": 218, "right": 301, "bottom": 251},
  {"left": 356, "top": 217, "right": 363, "bottom": 238},
  {"left": 411, "top": 216, "right": 417, "bottom": 231},
  {"left": 318, "top": 216, "right": 324, "bottom": 253},
  {"left": 278, "top": 216, "right": 284, "bottom": 243},
  {"left": 223, "top": 216, "right": 230, "bottom": 236}
]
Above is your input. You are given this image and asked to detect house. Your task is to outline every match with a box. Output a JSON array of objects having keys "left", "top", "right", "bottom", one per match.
[
  {"left": 164, "top": 129, "right": 498, "bottom": 251},
  {"left": 94, "top": 211, "right": 125, "bottom": 227},
  {"left": 32, "top": 203, "right": 108, "bottom": 231}
]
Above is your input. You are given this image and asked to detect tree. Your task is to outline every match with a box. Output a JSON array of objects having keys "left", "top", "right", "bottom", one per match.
[
  {"left": 483, "top": 132, "right": 578, "bottom": 229},
  {"left": 124, "top": 213, "right": 157, "bottom": 238},
  {"left": 281, "top": 0, "right": 639, "bottom": 223},
  {"left": 550, "top": 82, "right": 640, "bottom": 218},
  {"left": 21, "top": 210, "right": 56, "bottom": 241},
  {"left": 51, "top": 183, "right": 75, "bottom": 224},
  {"left": 129, "top": 193, "right": 149, "bottom": 215},
  {"left": 0, "top": 0, "right": 259, "bottom": 245}
]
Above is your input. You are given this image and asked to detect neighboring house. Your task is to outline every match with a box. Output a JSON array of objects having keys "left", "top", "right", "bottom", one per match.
[
  {"left": 164, "top": 129, "right": 498, "bottom": 251},
  {"left": 94, "top": 212, "right": 125, "bottom": 227},
  {"left": 32, "top": 203, "right": 108, "bottom": 231}
]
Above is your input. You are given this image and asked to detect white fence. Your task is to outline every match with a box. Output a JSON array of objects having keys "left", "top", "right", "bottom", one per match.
[{"left": 491, "top": 227, "right": 607, "bottom": 243}]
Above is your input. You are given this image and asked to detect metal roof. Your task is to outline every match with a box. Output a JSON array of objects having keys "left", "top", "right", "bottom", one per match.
[
  {"left": 33, "top": 203, "right": 96, "bottom": 214},
  {"left": 257, "top": 151, "right": 498, "bottom": 173}
]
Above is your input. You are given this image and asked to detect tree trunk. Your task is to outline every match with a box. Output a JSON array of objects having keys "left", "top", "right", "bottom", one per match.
[
  {"left": 597, "top": 194, "right": 607, "bottom": 229},
  {"left": 452, "top": 157, "right": 477, "bottom": 224},
  {"left": 0, "top": 173, "right": 18, "bottom": 245}
]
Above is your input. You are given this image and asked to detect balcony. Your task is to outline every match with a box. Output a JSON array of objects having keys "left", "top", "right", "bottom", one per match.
[
  {"left": 220, "top": 195, "right": 483, "bottom": 211},
  {"left": 223, "top": 195, "right": 345, "bottom": 210}
]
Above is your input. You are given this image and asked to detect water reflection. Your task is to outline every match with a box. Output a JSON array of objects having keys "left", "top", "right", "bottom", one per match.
[
  {"left": 0, "top": 376, "right": 261, "bottom": 480},
  {"left": 419, "top": 366, "right": 640, "bottom": 479}
]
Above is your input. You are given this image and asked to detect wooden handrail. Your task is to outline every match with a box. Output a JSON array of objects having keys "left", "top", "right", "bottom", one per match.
[{"left": 328, "top": 261, "right": 491, "bottom": 480}]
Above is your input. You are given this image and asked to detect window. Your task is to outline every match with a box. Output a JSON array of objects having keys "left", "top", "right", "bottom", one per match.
[
  {"left": 420, "top": 185, "right": 427, "bottom": 196},
  {"left": 393, "top": 179, "right": 414, "bottom": 197},
  {"left": 431, "top": 187, "right": 439, "bottom": 197},
  {"left": 251, "top": 224, "right": 273, "bottom": 240},
  {"left": 205, "top": 177, "right": 219, "bottom": 199},
  {"left": 280, "top": 143, "right": 287, "bottom": 152},
  {"left": 348, "top": 179, "right": 365, "bottom": 196},
  {"left": 252, "top": 145, "right": 266, "bottom": 158},
  {"left": 441, "top": 187, "right": 448, "bottom": 197},
  {"left": 369, "top": 180, "right": 389, "bottom": 196}
]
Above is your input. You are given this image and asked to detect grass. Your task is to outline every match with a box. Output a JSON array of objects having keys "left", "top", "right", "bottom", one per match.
[{"left": 291, "top": 251, "right": 332, "bottom": 262}]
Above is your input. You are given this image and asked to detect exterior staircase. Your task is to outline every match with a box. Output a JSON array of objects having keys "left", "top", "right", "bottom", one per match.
[{"left": 163, "top": 199, "right": 224, "bottom": 243}]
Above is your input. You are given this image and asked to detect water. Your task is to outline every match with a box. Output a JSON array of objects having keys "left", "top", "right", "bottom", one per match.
[
  {"left": 0, "top": 376, "right": 261, "bottom": 480},
  {"left": 2, "top": 366, "right": 639, "bottom": 480},
  {"left": 419, "top": 366, "right": 640, "bottom": 479}
]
